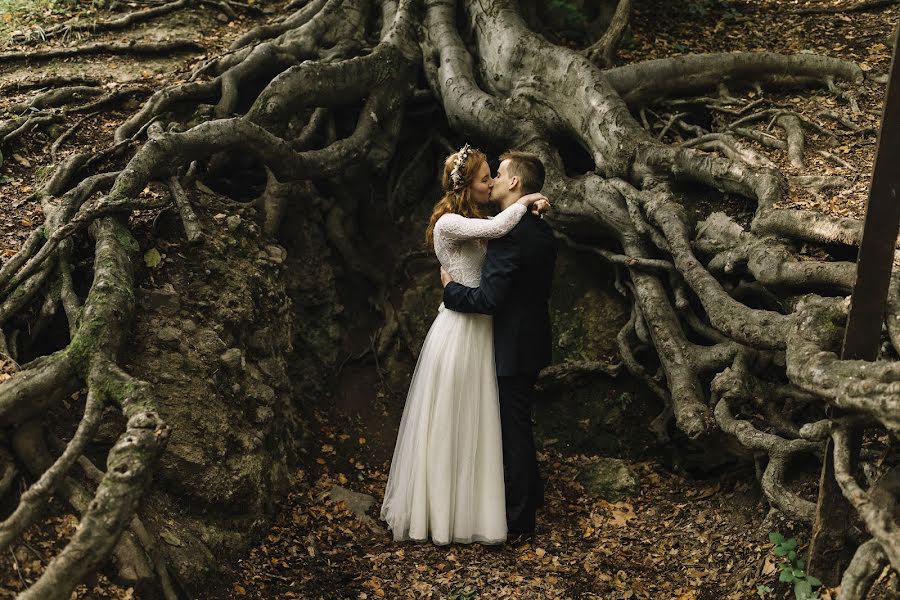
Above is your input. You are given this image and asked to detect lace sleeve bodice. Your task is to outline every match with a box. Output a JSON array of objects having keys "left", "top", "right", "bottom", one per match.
[
  {"left": 434, "top": 203, "right": 527, "bottom": 243},
  {"left": 433, "top": 203, "right": 527, "bottom": 288}
]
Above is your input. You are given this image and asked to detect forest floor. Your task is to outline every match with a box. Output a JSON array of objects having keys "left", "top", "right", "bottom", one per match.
[{"left": 0, "top": 0, "right": 899, "bottom": 598}]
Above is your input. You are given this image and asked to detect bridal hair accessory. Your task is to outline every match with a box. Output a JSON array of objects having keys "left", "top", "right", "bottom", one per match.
[{"left": 449, "top": 143, "right": 471, "bottom": 192}]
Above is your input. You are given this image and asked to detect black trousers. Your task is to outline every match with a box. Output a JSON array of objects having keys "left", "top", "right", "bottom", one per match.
[{"left": 497, "top": 373, "right": 543, "bottom": 533}]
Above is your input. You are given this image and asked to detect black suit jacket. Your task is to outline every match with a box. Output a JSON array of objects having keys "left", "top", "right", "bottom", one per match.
[{"left": 443, "top": 212, "right": 557, "bottom": 377}]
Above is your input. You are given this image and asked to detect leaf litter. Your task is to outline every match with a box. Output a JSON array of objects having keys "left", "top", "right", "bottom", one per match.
[{"left": 2, "top": 0, "right": 900, "bottom": 598}]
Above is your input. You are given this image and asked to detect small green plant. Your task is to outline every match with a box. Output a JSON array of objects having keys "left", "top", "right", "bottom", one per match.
[
  {"left": 756, "top": 583, "right": 773, "bottom": 598},
  {"left": 449, "top": 586, "right": 477, "bottom": 600},
  {"left": 768, "top": 532, "right": 823, "bottom": 600}
]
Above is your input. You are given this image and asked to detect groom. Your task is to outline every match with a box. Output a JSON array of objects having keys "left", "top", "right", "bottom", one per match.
[{"left": 440, "top": 151, "right": 557, "bottom": 536}]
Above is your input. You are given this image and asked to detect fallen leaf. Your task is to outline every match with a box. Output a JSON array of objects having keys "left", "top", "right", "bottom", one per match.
[{"left": 143, "top": 248, "right": 162, "bottom": 268}]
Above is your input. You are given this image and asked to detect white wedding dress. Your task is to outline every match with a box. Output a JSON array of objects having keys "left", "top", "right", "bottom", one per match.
[{"left": 380, "top": 202, "right": 528, "bottom": 545}]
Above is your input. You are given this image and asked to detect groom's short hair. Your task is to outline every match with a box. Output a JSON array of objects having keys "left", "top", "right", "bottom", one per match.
[{"left": 500, "top": 151, "right": 545, "bottom": 195}]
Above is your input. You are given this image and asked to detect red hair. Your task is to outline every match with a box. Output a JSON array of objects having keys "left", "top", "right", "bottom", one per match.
[{"left": 425, "top": 147, "right": 488, "bottom": 250}]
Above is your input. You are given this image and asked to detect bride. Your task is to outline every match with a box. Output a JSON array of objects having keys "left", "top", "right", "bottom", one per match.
[{"left": 380, "top": 144, "right": 548, "bottom": 545}]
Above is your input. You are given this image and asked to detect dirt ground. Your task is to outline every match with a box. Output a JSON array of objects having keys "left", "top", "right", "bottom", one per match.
[
  {"left": 0, "top": 0, "right": 899, "bottom": 598},
  {"left": 202, "top": 408, "right": 796, "bottom": 599}
]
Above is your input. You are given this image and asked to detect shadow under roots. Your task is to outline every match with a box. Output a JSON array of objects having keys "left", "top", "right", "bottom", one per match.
[
  {"left": 204, "top": 153, "right": 268, "bottom": 202},
  {"left": 672, "top": 180, "right": 756, "bottom": 230},
  {"left": 554, "top": 134, "right": 596, "bottom": 177},
  {"left": 13, "top": 243, "right": 97, "bottom": 363}
]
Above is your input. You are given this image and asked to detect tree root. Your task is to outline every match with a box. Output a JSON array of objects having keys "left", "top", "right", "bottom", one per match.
[
  {"left": 11, "top": 420, "right": 154, "bottom": 590},
  {"left": 5, "top": 86, "right": 103, "bottom": 114},
  {"left": 0, "top": 76, "right": 101, "bottom": 95},
  {"left": 536, "top": 359, "right": 624, "bottom": 392},
  {"left": 68, "top": 450, "right": 178, "bottom": 599},
  {"left": 8, "top": 0, "right": 197, "bottom": 45},
  {"left": 555, "top": 231, "right": 675, "bottom": 271},
  {"left": 0, "top": 390, "right": 103, "bottom": 552},
  {"left": 797, "top": 0, "right": 899, "bottom": 15},
  {"left": 606, "top": 52, "right": 863, "bottom": 106},
  {"left": 837, "top": 538, "right": 890, "bottom": 600},
  {"left": 0, "top": 39, "right": 203, "bottom": 64},
  {"left": 228, "top": 0, "right": 332, "bottom": 52},
  {"left": 0, "top": 445, "right": 16, "bottom": 500},
  {"left": 2, "top": 86, "right": 147, "bottom": 149},
  {"left": 584, "top": 0, "right": 632, "bottom": 67},
  {"left": 787, "top": 298, "right": 900, "bottom": 434},
  {"left": 0, "top": 0, "right": 894, "bottom": 592},
  {"left": 680, "top": 132, "right": 775, "bottom": 168},
  {"left": 1, "top": 112, "right": 65, "bottom": 145},
  {"left": 167, "top": 175, "right": 203, "bottom": 244},
  {"left": 777, "top": 114, "right": 805, "bottom": 168},
  {"left": 713, "top": 390, "right": 819, "bottom": 522},
  {"left": 50, "top": 115, "right": 92, "bottom": 163},
  {"left": 833, "top": 427, "right": 900, "bottom": 573},
  {"left": 0, "top": 353, "right": 79, "bottom": 426}
]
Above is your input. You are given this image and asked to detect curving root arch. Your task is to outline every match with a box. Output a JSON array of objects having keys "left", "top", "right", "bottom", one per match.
[{"left": 0, "top": 0, "right": 897, "bottom": 597}]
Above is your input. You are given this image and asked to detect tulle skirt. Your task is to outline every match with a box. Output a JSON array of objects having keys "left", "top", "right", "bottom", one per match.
[{"left": 380, "top": 304, "right": 507, "bottom": 545}]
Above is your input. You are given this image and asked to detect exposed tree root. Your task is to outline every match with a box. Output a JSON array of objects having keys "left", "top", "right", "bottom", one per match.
[
  {"left": 0, "top": 0, "right": 896, "bottom": 593},
  {"left": 537, "top": 359, "right": 624, "bottom": 392},
  {"left": 797, "top": 0, "right": 900, "bottom": 15},
  {"left": 0, "top": 39, "right": 203, "bottom": 64},
  {"left": 5, "top": 86, "right": 103, "bottom": 114},
  {"left": 838, "top": 538, "right": 891, "bottom": 600},
  {"left": 0, "top": 390, "right": 103, "bottom": 551},
  {"left": 833, "top": 427, "right": 900, "bottom": 572},
  {"left": 50, "top": 115, "right": 92, "bottom": 163},
  {"left": 788, "top": 298, "right": 900, "bottom": 434},
  {"left": 7, "top": 0, "right": 197, "bottom": 45},
  {"left": 584, "top": 0, "right": 632, "bottom": 67},
  {"left": 606, "top": 52, "right": 863, "bottom": 106},
  {"left": 0, "top": 76, "right": 101, "bottom": 94}
]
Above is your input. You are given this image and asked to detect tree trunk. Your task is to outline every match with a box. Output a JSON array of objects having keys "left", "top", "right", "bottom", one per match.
[{"left": 0, "top": 0, "right": 898, "bottom": 596}]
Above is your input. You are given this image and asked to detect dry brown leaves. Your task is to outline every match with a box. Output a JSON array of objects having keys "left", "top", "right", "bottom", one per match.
[
  {"left": 2, "top": 1, "right": 900, "bottom": 599},
  {"left": 0, "top": 511, "right": 135, "bottom": 598},
  {"left": 625, "top": 0, "right": 898, "bottom": 224},
  {"left": 209, "top": 407, "right": 783, "bottom": 600}
]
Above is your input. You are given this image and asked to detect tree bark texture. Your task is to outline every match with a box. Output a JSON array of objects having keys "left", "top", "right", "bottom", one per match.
[{"left": 0, "top": 0, "right": 897, "bottom": 596}]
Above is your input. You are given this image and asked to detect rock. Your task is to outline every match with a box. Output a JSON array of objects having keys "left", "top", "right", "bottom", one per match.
[
  {"left": 139, "top": 283, "right": 180, "bottom": 314},
  {"left": 254, "top": 406, "right": 274, "bottom": 423},
  {"left": 181, "top": 319, "right": 198, "bottom": 333},
  {"left": 220, "top": 348, "right": 244, "bottom": 370},
  {"left": 157, "top": 326, "right": 181, "bottom": 343},
  {"left": 194, "top": 328, "right": 225, "bottom": 355},
  {"left": 257, "top": 357, "right": 287, "bottom": 384},
  {"left": 325, "top": 486, "right": 381, "bottom": 531},
  {"left": 160, "top": 530, "right": 185, "bottom": 547},
  {"left": 226, "top": 215, "right": 242, "bottom": 230},
  {"left": 577, "top": 458, "right": 640, "bottom": 501},
  {"left": 248, "top": 327, "right": 273, "bottom": 353},
  {"left": 247, "top": 381, "right": 275, "bottom": 405},
  {"left": 265, "top": 244, "right": 287, "bottom": 264}
]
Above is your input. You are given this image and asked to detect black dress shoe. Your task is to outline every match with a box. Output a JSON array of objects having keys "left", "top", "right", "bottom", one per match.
[{"left": 507, "top": 531, "right": 535, "bottom": 543}]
